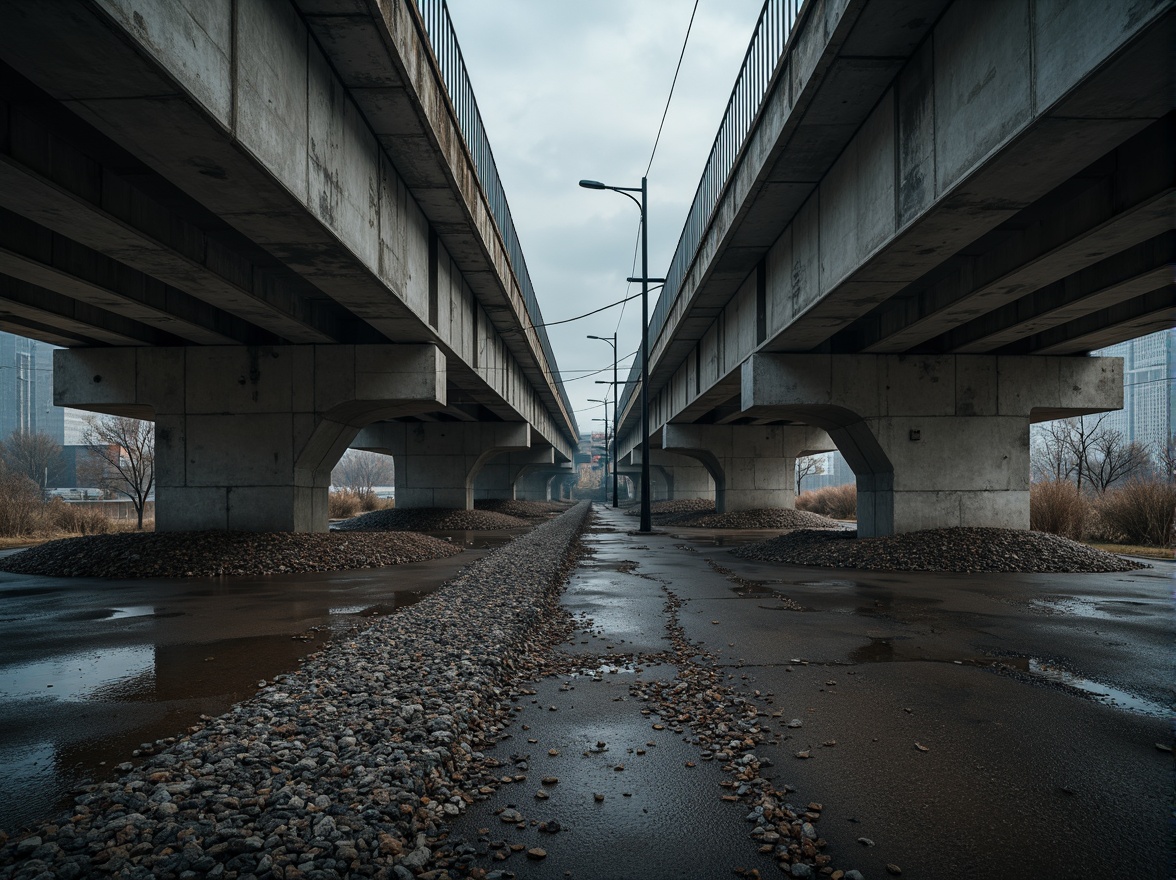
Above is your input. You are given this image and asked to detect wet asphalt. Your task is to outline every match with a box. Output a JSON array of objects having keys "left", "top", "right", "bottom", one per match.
[
  {"left": 0, "top": 530, "right": 518, "bottom": 833},
  {"left": 1, "top": 509, "right": 1172, "bottom": 879},
  {"left": 449, "top": 505, "right": 1173, "bottom": 879}
]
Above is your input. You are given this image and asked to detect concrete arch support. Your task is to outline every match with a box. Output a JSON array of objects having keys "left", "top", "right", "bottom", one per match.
[
  {"left": 474, "top": 446, "right": 560, "bottom": 500},
  {"left": 352, "top": 421, "right": 530, "bottom": 510},
  {"left": 54, "top": 345, "right": 446, "bottom": 532},
  {"left": 661, "top": 424, "right": 834, "bottom": 513},
  {"left": 622, "top": 449, "right": 716, "bottom": 504},
  {"left": 741, "top": 353, "right": 1122, "bottom": 536}
]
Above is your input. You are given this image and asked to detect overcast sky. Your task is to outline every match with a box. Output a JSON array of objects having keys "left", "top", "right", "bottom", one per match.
[{"left": 445, "top": 0, "right": 765, "bottom": 436}]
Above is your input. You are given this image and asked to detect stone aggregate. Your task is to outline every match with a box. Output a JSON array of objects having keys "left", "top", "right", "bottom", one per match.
[
  {"left": 336, "top": 509, "right": 530, "bottom": 532},
  {"left": 664, "top": 508, "right": 841, "bottom": 530},
  {"left": 731, "top": 527, "right": 1147, "bottom": 573},
  {"left": 0, "top": 531, "right": 462, "bottom": 579},
  {"left": 0, "top": 502, "right": 591, "bottom": 880},
  {"left": 472, "top": 500, "right": 569, "bottom": 520}
]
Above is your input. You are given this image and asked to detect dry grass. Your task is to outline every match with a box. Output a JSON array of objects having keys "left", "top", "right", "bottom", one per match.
[
  {"left": 0, "top": 471, "right": 140, "bottom": 539},
  {"left": 1086, "top": 543, "right": 1173, "bottom": 560},
  {"left": 796, "top": 483, "right": 857, "bottom": 519},
  {"left": 329, "top": 489, "right": 393, "bottom": 520},
  {"left": 1029, "top": 480, "right": 1088, "bottom": 540},
  {"left": 1089, "top": 479, "right": 1176, "bottom": 548}
]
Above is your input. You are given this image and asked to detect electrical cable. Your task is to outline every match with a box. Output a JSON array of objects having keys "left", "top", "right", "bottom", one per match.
[
  {"left": 646, "top": 0, "right": 700, "bottom": 177},
  {"left": 525, "top": 292, "right": 642, "bottom": 329}
]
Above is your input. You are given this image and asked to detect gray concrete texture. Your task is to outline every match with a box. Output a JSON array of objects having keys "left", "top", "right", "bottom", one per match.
[
  {"left": 353, "top": 421, "right": 533, "bottom": 509},
  {"left": 618, "top": 0, "right": 1171, "bottom": 537},
  {"left": 740, "top": 353, "right": 1121, "bottom": 535},
  {"left": 55, "top": 344, "right": 446, "bottom": 531},
  {"left": 0, "top": 0, "right": 576, "bottom": 452}
]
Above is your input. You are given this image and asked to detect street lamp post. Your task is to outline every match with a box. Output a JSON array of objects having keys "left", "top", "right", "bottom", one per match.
[
  {"left": 580, "top": 177, "right": 662, "bottom": 533},
  {"left": 588, "top": 401, "right": 610, "bottom": 505},
  {"left": 587, "top": 332, "right": 619, "bottom": 507}
]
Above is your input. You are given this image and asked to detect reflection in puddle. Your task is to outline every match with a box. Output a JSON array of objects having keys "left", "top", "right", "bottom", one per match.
[
  {"left": 847, "top": 638, "right": 1171, "bottom": 718},
  {"left": 1014, "top": 657, "right": 1170, "bottom": 717},
  {"left": 1029, "top": 597, "right": 1147, "bottom": 621},
  {"left": 329, "top": 605, "right": 366, "bottom": 615},
  {"left": 109, "top": 605, "right": 154, "bottom": 620},
  {"left": 0, "top": 646, "right": 155, "bottom": 702},
  {"left": 570, "top": 663, "right": 638, "bottom": 678}
]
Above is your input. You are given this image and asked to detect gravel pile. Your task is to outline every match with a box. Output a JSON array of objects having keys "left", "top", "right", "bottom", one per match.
[
  {"left": 336, "top": 507, "right": 530, "bottom": 532},
  {"left": 624, "top": 498, "right": 713, "bottom": 518},
  {"left": 0, "top": 502, "right": 592, "bottom": 879},
  {"left": 473, "top": 499, "right": 569, "bottom": 520},
  {"left": 731, "top": 526, "right": 1148, "bottom": 573},
  {"left": 664, "top": 507, "right": 841, "bottom": 530},
  {"left": 0, "top": 531, "right": 461, "bottom": 579}
]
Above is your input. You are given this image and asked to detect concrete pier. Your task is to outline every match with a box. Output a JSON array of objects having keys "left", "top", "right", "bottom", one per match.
[
  {"left": 661, "top": 424, "right": 834, "bottom": 513},
  {"left": 741, "top": 354, "right": 1122, "bottom": 535},
  {"left": 54, "top": 345, "right": 445, "bottom": 532}
]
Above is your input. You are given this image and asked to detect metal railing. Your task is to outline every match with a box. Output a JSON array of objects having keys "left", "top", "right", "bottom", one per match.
[
  {"left": 411, "top": 0, "right": 576, "bottom": 431},
  {"left": 618, "top": 0, "right": 804, "bottom": 420}
]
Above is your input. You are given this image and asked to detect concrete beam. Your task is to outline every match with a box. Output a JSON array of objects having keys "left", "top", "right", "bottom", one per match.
[
  {"left": 55, "top": 344, "right": 446, "bottom": 532},
  {"left": 352, "top": 421, "right": 530, "bottom": 509},
  {"left": 474, "top": 446, "right": 556, "bottom": 500},
  {"left": 741, "top": 353, "right": 1122, "bottom": 535},
  {"left": 661, "top": 424, "right": 834, "bottom": 513}
]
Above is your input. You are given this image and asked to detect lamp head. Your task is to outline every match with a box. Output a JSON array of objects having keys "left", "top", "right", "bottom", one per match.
[{"left": 579, "top": 179, "right": 607, "bottom": 190}]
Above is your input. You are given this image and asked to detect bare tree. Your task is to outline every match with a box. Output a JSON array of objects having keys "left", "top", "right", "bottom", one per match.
[
  {"left": 1, "top": 430, "right": 62, "bottom": 497},
  {"left": 332, "top": 450, "right": 394, "bottom": 498},
  {"left": 795, "top": 454, "right": 826, "bottom": 494},
  {"left": 1156, "top": 433, "right": 1176, "bottom": 484},
  {"left": 1086, "top": 430, "right": 1151, "bottom": 493},
  {"left": 80, "top": 416, "right": 154, "bottom": 529},
  {"left": 1031, "top": 415, "right": 1115, "bottom": 492}
]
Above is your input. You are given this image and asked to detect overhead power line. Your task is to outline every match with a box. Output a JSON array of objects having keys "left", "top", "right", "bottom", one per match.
[{"left": 646, "top": 0, "right": 700, "bottom": 177}]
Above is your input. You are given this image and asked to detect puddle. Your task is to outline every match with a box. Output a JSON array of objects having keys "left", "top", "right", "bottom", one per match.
[
  {"left": 329, "top": 605, "right": 367, "bottom": 615},
  {"left": 109, "top": 606, "right": 155, "bottom": 620},
  {"left": 0, "top": 646, "right": 155, "bottom": 702},
  {"left": 1003, "top": 657, "right": 1172, "bottom": 717},
  {"left": 848, "top": 639, "right": 1171, "bottom": 718},
  {"left": 1029, "top": 597, "right": 1150, "bottom": 621},
  {"left": 570, "top": 662, "right": 639, "bottom": 678}
]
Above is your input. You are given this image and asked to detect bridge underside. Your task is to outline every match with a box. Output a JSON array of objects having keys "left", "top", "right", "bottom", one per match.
[{"left": 620, "top": 0, "right": 1171, "bottom": 536}]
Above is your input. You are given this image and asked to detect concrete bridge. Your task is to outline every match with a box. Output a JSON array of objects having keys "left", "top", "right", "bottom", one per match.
[
  {"left": 615, "top": 0, "right": 1173, "bottom": 535},
  {"left": 0, "top": 0, "right": 576, "bottom": 530}
]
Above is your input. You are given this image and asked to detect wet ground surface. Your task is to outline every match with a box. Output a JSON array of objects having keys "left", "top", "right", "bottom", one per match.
[
  {"left": 452, "top": 506, "right": 1173, "bottom": 879},
  {"left": 0, "top": 543, "right": 488, "bottom": 833}
]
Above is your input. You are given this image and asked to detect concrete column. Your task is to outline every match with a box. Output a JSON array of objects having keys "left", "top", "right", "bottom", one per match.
[
  {"left": 514, "top": 465, "right": 574, "bottom": 501},
  {"left": 616, "top": 456, "right": 673, "bottom": 502},
  {"left": 54, "top": 345, "right": 446, "bottom": 532},
  {"left": 352, "top": 422, "right": 530, "bottom": 509},
  {"left": 474, "top": 446, "right": 558, "bottom": 500},
  {"left": 741, "top": 354, "right": 1122, "bottom": 536},
  {"left": 660, "top": 424, "right": 834, "bottom": 513},
  {"left": 625, "top": 449, "right": 716, "bottom": 503}
]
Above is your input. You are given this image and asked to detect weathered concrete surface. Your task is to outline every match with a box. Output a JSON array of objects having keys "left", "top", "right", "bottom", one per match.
[
  {"left": 55, "top": 344, "right": 445, "bottom": 532},
  {"left": 352, "top": 421, "right": 530, "bottom": 509},
  {"left": 447, "top": 505, "right": 1171, "bottom": 878},
  {"left": 662, "top": 424, "right": 834, "bottom": 513},
  {"left": 473, "top": 446, "right": 559, "bottom": 500},
  {"left": 741, "top": 353, "right": 1122, "bottom": 535},
  {"left": 620, "top": 448, "right": 717, "bottom": 503},
  {"left": 617, "top": 0, "right": 1171, "bottom": 504}
]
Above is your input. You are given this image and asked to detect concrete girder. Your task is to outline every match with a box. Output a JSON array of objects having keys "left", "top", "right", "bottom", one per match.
[
  {"left": 660, "top": 425, "right": 834, "bottom": 513},
  {"left": 54, "top": 344, "right": 446, "bottom": 533},
  {"left": 620, "top": 448, "right": 717, "bottom": 504},
  {"left": 473, "top": 446, "right": 557, "bottom": 500},
  {"left": 741, "top": 353, "right": 1122, "bottom": 536},
  {"left": 514, "top": 465, "right": 575, "bottom": 502},
  {"left": 352, "top": 421, "right": 530, "bottom": 510}
]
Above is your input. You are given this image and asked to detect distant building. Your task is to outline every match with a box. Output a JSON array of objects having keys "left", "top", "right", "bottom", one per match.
[
  {"left": 0, "top": 332, "right": 61, "bottom": 442},
  {"left": 0, "top": 331, "right": 93, "bottom": 448},
  {"left": 1091, "top": 329, "right": 1175, "bottom": 457}
]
